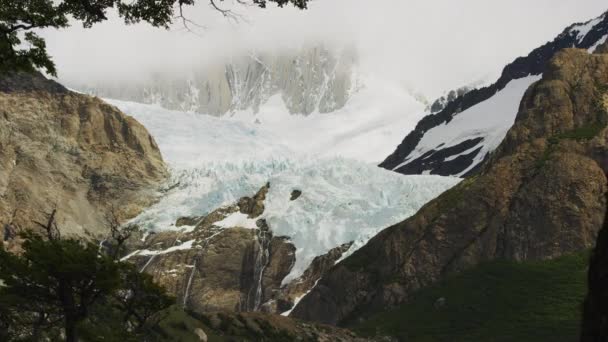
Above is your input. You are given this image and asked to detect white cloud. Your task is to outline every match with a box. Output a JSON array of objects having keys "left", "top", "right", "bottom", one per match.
[{"left": 42, "top": 0, "right": 607, "bottom": 98}]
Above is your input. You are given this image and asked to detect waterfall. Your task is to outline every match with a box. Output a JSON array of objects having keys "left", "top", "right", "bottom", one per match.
[
  {"left": 247, "top": 225, "right": 271, "bottom": 311},
  {"left": 183, "top": 258, "right": 197, "bottom": 308},
  {"left": 139, "top": 254, "right": 156, "bottom": 273}
]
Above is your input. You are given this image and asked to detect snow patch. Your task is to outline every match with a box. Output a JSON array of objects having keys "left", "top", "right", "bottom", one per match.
[
  {"left": 572, "top": 16, "right": 604, "bottom": 42},
  {"left": 281, "top": 279, "right": 321, "bottom": 317},
  {"left": 395, "top": 75, "right": 541, "bottom": 177},
  {"left": 589, "top": 35, "right": 608, "bottom": 53},
  {"left": 123, "top": 240, "right": 197, "bottom": 261},
  {"left": 214, "top": 212, "right": 258, "bottom": 229}
]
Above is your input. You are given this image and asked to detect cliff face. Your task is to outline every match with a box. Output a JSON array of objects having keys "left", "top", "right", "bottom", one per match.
[
  {"left": 0, "top": 73, "right": 168, "bottom": 243},
  {"left": 292, "top": 47, "right": 608, "bottom": 325},
  {"left": 122, "top": 183, "right": 350, "bottom": 316},
  {"left": 70, "top": 46, "right": 357, "bottom": 117}
]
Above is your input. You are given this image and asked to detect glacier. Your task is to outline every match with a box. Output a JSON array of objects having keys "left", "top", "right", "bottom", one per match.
[{"left": 107, "top": 73, "right": 459, "bottom": 285}]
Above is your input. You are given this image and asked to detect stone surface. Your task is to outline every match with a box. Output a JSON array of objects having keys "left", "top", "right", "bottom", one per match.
[
  {"left": 290, "top": 189, "right": 302, "bottom": 201},
  {"left": 292, "top": 48, "right": 608, "bottom": 325},
  {"left": 123, "top": 183, "right": 347, "bottom": 316},
  {"left": 193, "top": 327, "right": 207, "bottom": 341},
  {"left": 67, "top": 45, "right": 357, "bottom": 116},
  {"left": 0, "top": 73, "right": 168, "bottom": 241},
  {"left": 380, "top": 11, "right": 608, "bottom": 177}
]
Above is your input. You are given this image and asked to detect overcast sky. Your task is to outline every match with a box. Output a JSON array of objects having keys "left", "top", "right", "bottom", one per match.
[{"left": 43, "top": 0, "right": 608, "bottom": 98}]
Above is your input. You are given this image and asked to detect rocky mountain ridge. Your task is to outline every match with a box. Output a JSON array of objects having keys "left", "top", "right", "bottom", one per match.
[
  {"left": 0, "top": 72, "right": 168, "bottom": 247},
  {"left": 121, "top": 183, "right": 351, "bottom": 317},
  {"left": 68, "top": 45, "right": 357, "bottom": 117},
  {"left": 381, "top": 11, "right": 608, "bottom": 177},
  {"left": 291, "top": 44, "right": 608, "bottom": 326}
]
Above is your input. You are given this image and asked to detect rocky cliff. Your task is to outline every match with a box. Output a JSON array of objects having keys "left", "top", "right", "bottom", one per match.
[
  {"left": 381, "top": 11, "right": 608, "bottom": 177},
  {"left": 292, "top": 46, "right": 608, "bottom": 325},
  {"left": 69, "top": 45, "right": 357, "bottom": 117},
  {"left": 122, "top": 183, "right": 350, "bottom": 316},
  {"left": 0, "top": 72, "right": 168, "bottom": 244}
]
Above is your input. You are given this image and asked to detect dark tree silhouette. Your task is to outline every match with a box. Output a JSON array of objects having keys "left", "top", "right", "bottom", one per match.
[
  {"left": 0, "top": 209, "right": 173, "bottom": 342},
  {"left": 581, "top": 194, "right": 608, "bottom": 340}
]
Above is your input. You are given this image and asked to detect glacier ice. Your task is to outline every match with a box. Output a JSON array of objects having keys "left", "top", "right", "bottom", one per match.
[{"left": 108, "top": 77, "right": 459, "bottom": 284}]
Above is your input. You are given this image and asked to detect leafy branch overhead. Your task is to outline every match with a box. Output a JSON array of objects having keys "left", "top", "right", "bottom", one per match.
[{"left": 0, "top": 0, "right": 308, "bottom": 76}]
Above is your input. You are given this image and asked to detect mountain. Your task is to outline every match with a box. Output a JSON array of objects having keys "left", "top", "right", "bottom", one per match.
[
  {"left": 291, "top": 43, "right": 608, "bottom": 326},
  {"left": 0, "top": 72, "right": 167, "bottom": 249},
  {"left": 66, "top": 45, "right": 357, "bottom": 117},
  {"left": 380, "top": 11, "right": 608, "bottom": 177},
  {"left": 98, "top": 81, "right": 458, "bottom": 318}
]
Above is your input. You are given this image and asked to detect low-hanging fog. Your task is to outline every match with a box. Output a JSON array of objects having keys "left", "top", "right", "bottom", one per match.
[{"left": 42, "top": 0, "right": 607, "bottom": 99}]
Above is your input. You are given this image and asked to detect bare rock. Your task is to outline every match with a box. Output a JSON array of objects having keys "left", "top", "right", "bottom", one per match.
[
  {"left": 0, "top": 72, "right": 167, "bottom": 239},
  {"left": 124, "top": 184, "right": 297, "bottom": 314},
  {"left": 176, "top": 216, "right": 202, "bottom": 227},
  {"left": 292, "top": 48, "right": 608, "bottom": 325},
  {"left": 193, "top": 327, "right": 207, "bottom": 341},
  {"left": 290, "top": 189, "right": 303, "bottom": 201}
]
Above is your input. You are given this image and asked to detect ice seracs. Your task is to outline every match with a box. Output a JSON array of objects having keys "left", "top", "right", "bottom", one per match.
[{"left": 109, "top": 92, "right": 459, "bottom": 291}]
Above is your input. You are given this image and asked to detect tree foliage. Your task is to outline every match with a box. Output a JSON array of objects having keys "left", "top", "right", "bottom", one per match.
[
  {"left": 0, "top": 210, "right": 173, "bottom": 342},
  {"left": 0, "top": 0, "right": 308, "bottom": 76}
]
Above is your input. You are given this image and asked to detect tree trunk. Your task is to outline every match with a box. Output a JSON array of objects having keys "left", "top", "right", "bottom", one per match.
[
  {"left": 59, "top": 280, "right": 78, "bottom": 342},
  {"left": 581, "top": 173, "right": 608, "bottom": 342},
  {"left": 64, "top": 315, "right": 77, "bottom": 342}
]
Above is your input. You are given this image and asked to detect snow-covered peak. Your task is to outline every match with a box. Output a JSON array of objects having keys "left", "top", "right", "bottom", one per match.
[
  {"left": 381, "top": 10, "right": 608, "bottom": 178},
  {"left": 570, "top": 12, "right": 607, "bottom": 43}
]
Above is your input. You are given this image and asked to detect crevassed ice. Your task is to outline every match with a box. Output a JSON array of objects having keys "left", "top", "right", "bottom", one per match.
[{"left": 107, "top": 76, "right": 459, "bottom": 284}]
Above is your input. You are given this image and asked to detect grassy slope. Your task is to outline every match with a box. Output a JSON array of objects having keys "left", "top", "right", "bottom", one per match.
[{"left": 354, "top": 252, "right": 589, "bottom": 342}]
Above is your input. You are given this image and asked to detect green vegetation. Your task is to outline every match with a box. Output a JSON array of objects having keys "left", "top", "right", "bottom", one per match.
[
  {"left": 145, "top": 307, "right": 299, "bottom": 342},
  {"left": 143, "top": 306, "right": 223, "bottom": 342},
  {"left": 549, "top": 123, "right": 606, "bottom": 143},
  {"left": 434, "top": 175, "right": 477, "bottom": 212},
  {"left": 536, "top": 123, "right": 606, "bottom": 170},
  {"left": 0, "top": 210, "right": 173, "bottom": 342},
  {"left": 354, "top": 252, "right": 589, "bottom": 342},
  {"left": 0, "top": 0, "right": 308, "bottom": 76},
  {"left": 535, "top": 81, "right": 608, "bottom": 171}
]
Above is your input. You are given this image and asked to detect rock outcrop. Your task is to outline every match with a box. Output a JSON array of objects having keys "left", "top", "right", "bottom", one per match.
[
  {"left": 123, "top": 184, "right": 351, "bottom": 316},
  {"left": 68, "top": 45, "right": 357, "bottom": 116},
  {"left": 0, "top": 72, "right": 168, "bottom": 242},
  {"left": 292, "top": 47, "right": 608, "bottom": 325}
]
